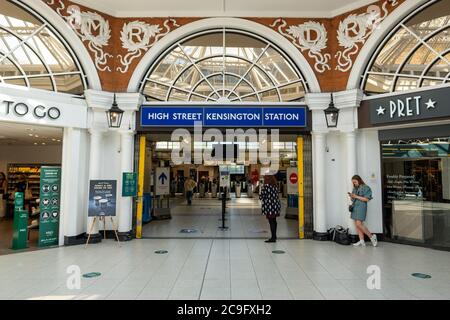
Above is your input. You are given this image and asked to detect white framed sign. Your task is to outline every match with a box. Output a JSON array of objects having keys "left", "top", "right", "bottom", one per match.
[
  {"left": 220, "top": 171, "right": 230, "bottom": 188},
  {"left": 287, "top": 167, "right": 299, "bottom": 195},
  {"left": 155, "top": 168, "right": 170, "bottom": 196}
]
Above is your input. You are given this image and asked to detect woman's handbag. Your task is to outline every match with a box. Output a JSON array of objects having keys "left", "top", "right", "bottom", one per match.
[{"left": 348, "top": 204, "right": 354, "bottom": 212}]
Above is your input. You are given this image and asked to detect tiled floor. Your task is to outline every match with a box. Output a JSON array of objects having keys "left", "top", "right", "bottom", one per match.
[
  {"left": 1, "top": 239, "right": 450, "bottom": 300},
  {"left": 142, "top": 195, "right": 298, "bottom": 239}
]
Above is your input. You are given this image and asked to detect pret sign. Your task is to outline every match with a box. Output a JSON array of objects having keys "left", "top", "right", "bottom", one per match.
[
  {"left": 38, "top": 167, "right": 61, "bottom": 247},
  {"left": 287, "top": 168, "right": 299, "bottom": 195},
  {"left": 88, "top": 180, "right": 117, "bottom": 217},
  {"left": 155, "top": 168, "right": 170, "bottom": 196},
  {"left": 369, "top": 86, "right": 450, "bottom": 125}
]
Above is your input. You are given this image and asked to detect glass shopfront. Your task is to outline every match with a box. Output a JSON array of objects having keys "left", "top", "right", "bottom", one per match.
[{"left": 381, "top": 138, "right": 450, "bottom": 248}]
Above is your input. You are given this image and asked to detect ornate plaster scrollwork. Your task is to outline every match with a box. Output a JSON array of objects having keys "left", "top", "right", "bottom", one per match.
[
  {"left": 43, "top": 0, "right": 113, "bottom": 72},
  {"left": 335, "top": 0, "right": 399, "bottom": 72},
  {"left": 117, "top": 19, "right": 180, "bottom": 73},
  {"left": 270, "top": 19, "right": 331, "bottom": 73},
  {"left": 43, "top": 0, "right": 65, "bottom": 15}
]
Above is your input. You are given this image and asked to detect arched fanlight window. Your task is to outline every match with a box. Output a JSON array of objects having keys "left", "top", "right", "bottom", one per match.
[
  {"left": 362, "top": 0, "right": 450, "bottom": 95},
  {"left": 140, "top": 29, "right": 308, "bottom": 103},
  {"left": 0, "top": 0, "right": 87, "bottom": 95}
]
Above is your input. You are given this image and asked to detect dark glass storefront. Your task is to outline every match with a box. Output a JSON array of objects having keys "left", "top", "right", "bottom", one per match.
[{"left": 381, "top": 138, "right": 450, "bottom": 249}]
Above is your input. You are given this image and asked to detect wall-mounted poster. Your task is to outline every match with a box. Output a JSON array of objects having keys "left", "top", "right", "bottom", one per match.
[
  {"left": 89, "top": 180, "right": 117, "bottom": 217},
  {"left": 122, "top": 172, "right": 137, "bottom": 197}
]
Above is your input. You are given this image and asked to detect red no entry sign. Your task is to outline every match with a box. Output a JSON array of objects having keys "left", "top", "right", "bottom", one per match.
[{"left": 290, "top": 172, "right": 298, "bottom": 184}]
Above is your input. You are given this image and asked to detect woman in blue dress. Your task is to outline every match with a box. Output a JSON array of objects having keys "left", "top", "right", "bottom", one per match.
[{"left": 348, "top": 175, "right": 378, "bottom": 247}]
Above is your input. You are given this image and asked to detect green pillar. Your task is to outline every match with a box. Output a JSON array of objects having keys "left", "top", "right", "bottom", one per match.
[{"left": 12, "top": 192, "right": 28, "bottom": 250}]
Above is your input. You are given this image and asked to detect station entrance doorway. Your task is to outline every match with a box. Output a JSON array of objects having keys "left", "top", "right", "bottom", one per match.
[{"left": 135, "top": 132, "right": 311, "bottom": 239}]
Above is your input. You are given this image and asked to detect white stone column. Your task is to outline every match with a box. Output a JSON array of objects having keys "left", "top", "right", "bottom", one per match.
[
  {"left": 118, "top": 130, "right": 134, "bottom": 235},
  {"left": 59, "top": 128, "right": 88, "bottom": 245},
  {"left": 345, "top": 130, "right": 357, "bottom": 235},
  {"left": 313, "top": 132, "right": 327, "bottom": 237},
  {"left": 85, "top": 90, "right": 143, "bottom": 241},
  {"left": 334, "top": 89, "right": 363, "bottom": 237},
  {"left": 87, "top": 128, "right": 105, "bottom": 236}
]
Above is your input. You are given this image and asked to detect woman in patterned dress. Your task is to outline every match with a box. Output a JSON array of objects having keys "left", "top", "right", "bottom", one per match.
[{"left": 259, "top": 175, "right": 281, "bottom": 243}]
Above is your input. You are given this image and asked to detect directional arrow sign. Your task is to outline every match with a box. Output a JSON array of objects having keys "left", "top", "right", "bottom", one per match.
[
  {"left": 159, "top": 172, "right": 168, "bottom": 185},
  {"left": 156, "top": 168, "right": 170, "bottom": 196}
]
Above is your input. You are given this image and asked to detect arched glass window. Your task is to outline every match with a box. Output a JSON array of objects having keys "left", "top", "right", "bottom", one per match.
[
  {"left": 362, "top": 0, "right": 450, "bottom": 95},
  {"left": 0, "top": 0, "right": 87, "bottom": 95},
  {"left": 140, "top": 29, "right": 308, "bottom": 103}
]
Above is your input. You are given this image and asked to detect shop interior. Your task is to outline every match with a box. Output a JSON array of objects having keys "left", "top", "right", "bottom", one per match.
[
  {"left": 140, "top": 133, "right": 301, "bottom": 239},
  {"left": 0, "top": 122, "right": 62, "bottom": 255},
  {"left": 381, "top": 137, "right": 450, "bottom": 248}
]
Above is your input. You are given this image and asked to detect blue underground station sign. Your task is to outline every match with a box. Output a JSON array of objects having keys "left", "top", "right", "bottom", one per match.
[{"left": 140, "top": 106, "right": 308, "bottom": 128}]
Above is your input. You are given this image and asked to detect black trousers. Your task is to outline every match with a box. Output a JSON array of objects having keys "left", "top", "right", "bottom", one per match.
[
  {"left": 186, "top": 191, "right": 193, "bottom": 205},
  {"left": 268, "top": 217, "right": 277, "bottom": 240}
]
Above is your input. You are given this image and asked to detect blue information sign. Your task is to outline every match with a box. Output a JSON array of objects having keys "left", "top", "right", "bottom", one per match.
[{"left": 141, "top": 106, "right": 307, "bottom": 128}]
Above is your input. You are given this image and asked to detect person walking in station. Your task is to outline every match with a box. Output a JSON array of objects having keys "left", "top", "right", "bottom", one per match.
[
  {"left": 348, "top": 175, "right": 378, "bottom": 247},
  {"left": 259, "top": 175, "right": 281, "bottom": 243},
  {"left": 184, "top": 177, "right": 197, "bottom": 206}
]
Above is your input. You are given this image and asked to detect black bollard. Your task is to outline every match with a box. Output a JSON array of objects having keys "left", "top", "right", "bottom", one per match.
[{"left": 219, "top": 187, "right": 228, "bottom": 230}]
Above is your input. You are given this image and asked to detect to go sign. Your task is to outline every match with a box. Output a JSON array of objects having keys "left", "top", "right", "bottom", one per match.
[{"left": 1, "top": 100, "right": 61, "bottom": 120}]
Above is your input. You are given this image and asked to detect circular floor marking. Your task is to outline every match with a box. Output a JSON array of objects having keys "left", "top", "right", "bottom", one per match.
[
  {"left": 272, "top": 250, "right": 286, "bottom": 254},
  {"left": 412, "top": 273, "right": 431, "bottom": 279},
  {"left": 82, "top": 272, "right": 101, "bottom": 278},
  {"left": 154, "top": 250, "right": 169, "bottom": 254},
  {"left": 180, "top": 229, "right": 199, "bottom": 234}
]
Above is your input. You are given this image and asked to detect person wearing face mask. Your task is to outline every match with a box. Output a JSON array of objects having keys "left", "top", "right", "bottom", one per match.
[{"left": 348, "top": 175, "right": 377, "bottom": 247}]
